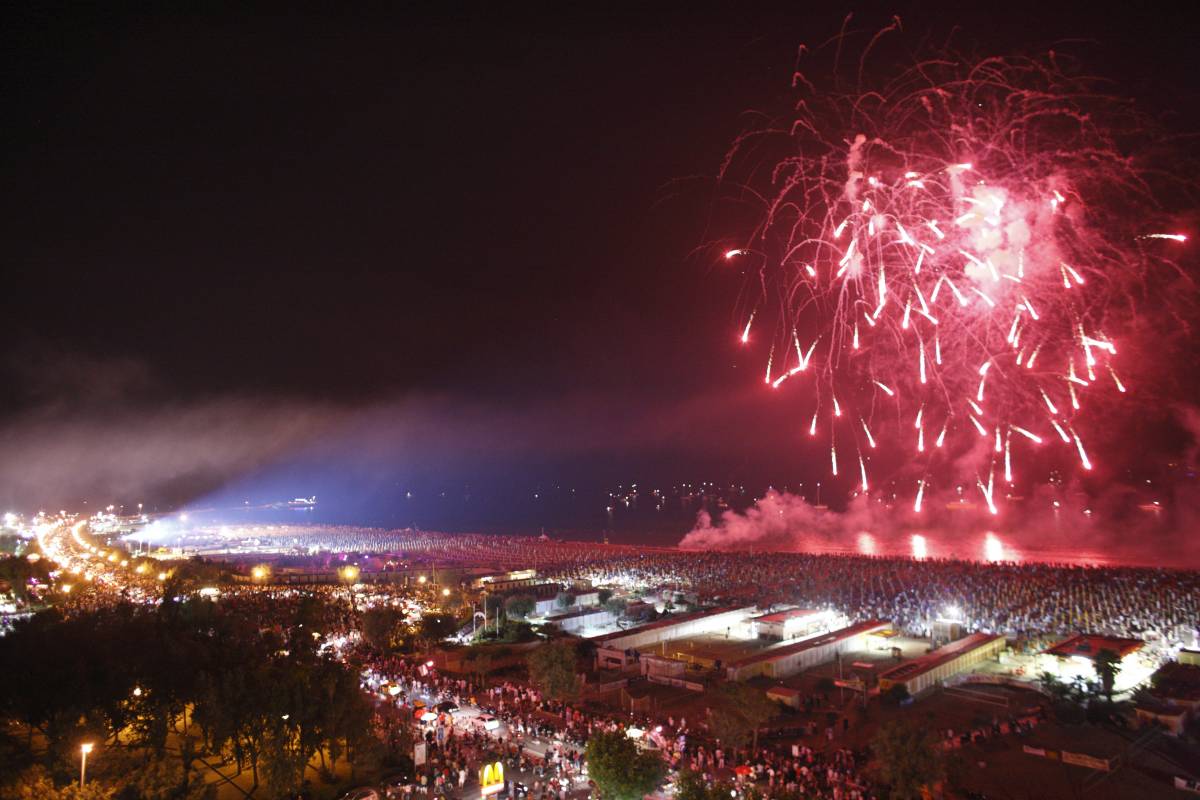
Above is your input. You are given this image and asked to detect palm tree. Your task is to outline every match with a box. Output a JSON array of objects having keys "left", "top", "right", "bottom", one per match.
[{"left": 1093, "top": 649, "right": 1122, "bottom": 703}]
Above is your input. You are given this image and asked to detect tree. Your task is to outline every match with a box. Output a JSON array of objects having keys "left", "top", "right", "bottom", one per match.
[
  {"left": 555, "top": 591, "right": 575, "bottom": 610},
  {"left": 1093, "top": 649, "right": 1122, "bottom": 703},
  {"left": 707, "top": 703, "right": 752, "bottom": 755},
  {"left": 417, "top": 613, "right": 458, "bottom": 645},
  {"left": 603, "top": 597, "right": 627, "bottom": 616},
  {"left": 526, "top": 640, "right": 578, "bottom": 701},
  {"left": 119, "top": 756, "right": 211, "bottom": 800},
  {"left": 674, "top": 768, "right": 733, "bottom": 800},
  {"left": 882, "top": 683, "right": 911, "bottom": 706},
  {"left": 0, "top": 555, "right": 50, "bottom": 603},
  {"left": 0, "top": 598, "right": 368, "bottom": 800},
  {"left": 482, "top": 593, "right": 505, "bottom": 617},
  {"left": 585, "top": 730, "right": 665, "bottom": 800},
  {"left": 869, "top": 721, "right": 945, "bottom": 800},
  {"left": 709, "top": 683, "right": 776, "bottom": 755},
  {"left": 1038, "top": 671, "right": 1070, "bottom": 702},
  {"left": 1, "top": 766, "right": 115, "bottom": 800},
  {"left": 504, "top": 594, "right": 536, "bottom": 620},
  {"left": 361, "top": 606, "right": 407, "bottom": 652},
  {"left": 597, "top": 588, "right": 613, "bottom": 605}
]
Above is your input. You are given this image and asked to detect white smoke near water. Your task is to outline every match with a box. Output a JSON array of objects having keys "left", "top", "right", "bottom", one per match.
[
  {"left": 678, "top": 482, "right": 1200, "bottom": 567},
  {"left": 681, "top": 490, "right": 906, "bottom": 553}
]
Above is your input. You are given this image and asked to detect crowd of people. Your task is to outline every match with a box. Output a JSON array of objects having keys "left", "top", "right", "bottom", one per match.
[
  {"left": 547, "top": 551, "right": 1200, "bottom": 657},
  {"left": 118, "top": 522, "right": 1200, "bottom": 662},
  {"left": 166, "top": 523, "right": 650, "bottom": 570},
  {"left": 68, "top": 519, "right": 1200, "bottom": 660},
  {"left": 361, "top": 656, "right": 592, "bottom": 800},
  {"left": 358, "top": 648, "right": 1054, "bottom": 800},
  {"left": 16, "top": 521, "right": 1200, "bottom": 798}
]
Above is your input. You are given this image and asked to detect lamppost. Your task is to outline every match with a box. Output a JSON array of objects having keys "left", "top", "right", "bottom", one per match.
[
  {"left": 341, "top": 565, "right": 360, "bottom": 610},
  {"left": 79, "top": 742, "right": 94, "bottom": 788}
]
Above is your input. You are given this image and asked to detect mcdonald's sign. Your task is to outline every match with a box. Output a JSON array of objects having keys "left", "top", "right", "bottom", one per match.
[{"left": 480, "top": 761, "right": 505, "bottom": 796}]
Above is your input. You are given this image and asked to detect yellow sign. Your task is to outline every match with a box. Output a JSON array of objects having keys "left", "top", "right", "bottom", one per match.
[{"left": 480, "top": 761, "right": 505, "bottom": 796}]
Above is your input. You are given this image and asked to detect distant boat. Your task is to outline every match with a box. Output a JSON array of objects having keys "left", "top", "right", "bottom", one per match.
[{"left": 287, "top": 496, "right": 317, "bottom": 509}]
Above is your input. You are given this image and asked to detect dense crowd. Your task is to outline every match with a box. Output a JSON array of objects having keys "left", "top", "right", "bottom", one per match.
[
  {"left": 360, "top": 648, "right": 1053, "bottom": 800},
  {"left": 167, "top": 524, "right": 651, "bottom": 569},
  {"left": 19, "top": 523, "right": 1200, "bottom": 799},
  {"left": 550, "top": 551, "right": 1200, "bottom": 656},
  {"left": 34, "top": 521, "right": 1200, "bottom": 659}
]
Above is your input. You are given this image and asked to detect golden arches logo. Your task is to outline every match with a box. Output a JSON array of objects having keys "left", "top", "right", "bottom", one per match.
[{"left": 480, "top": 762, "right": 504, "bottom": 795}]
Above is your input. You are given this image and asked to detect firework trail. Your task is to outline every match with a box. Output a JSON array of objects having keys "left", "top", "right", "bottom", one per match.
[{"left": 717, "top": 22, "right": 1188, "bottom": 511}]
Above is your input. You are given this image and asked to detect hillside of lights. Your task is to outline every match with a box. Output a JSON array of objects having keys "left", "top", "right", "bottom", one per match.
[{"left": 717, "top": 41, "right": 1193, "bottom": 515}]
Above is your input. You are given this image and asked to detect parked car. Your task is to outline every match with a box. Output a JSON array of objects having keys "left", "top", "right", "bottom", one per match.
[{"left": 472, "top": 713, "right": 503, "bottom": 733}]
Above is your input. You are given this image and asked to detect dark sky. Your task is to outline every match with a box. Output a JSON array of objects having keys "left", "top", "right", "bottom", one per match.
[{"left": 2, "top": 3, "right": 1198, "bottom": 519}]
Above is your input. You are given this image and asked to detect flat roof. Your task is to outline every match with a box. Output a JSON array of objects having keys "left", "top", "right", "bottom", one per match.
[
  {"left": 594, "top": 605, "right": 749, "bottom": 646},
  {"left": 878, "top": 633, "right": 1003, "bottom": 683},
  {"left": 728, "top": 620, "right": 890, "bottom": 669},
  {"left": 1042, "top": 634, "right": 1144, "bottom": 660},
  {"left": 545, "top": 605, "right": 612, "bottom": 621},
  {"left": 752, "top": 608, "right": 824, "bottom": 624}
]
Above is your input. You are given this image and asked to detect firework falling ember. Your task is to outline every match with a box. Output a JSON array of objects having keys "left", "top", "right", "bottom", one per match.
[{"left": 717, "top": 30, "right": 1188, "bottom": 510}]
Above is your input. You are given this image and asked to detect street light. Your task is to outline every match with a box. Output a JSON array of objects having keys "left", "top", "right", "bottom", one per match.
[
  {"left": 79, "top": 742, "right": 94, "bottom": 788},
  {"left": 338, "top": 565, "right": 361, "bottom": 612}
]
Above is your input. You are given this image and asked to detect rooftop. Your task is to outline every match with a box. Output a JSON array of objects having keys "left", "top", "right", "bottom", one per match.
[
  {"left": 752, "top": 608, "right": 824, "bottom": 624},
  {"left": 728, "top": 620, "right": 890, "bottom": 668},
  {"left": 1042, "top": 634, "right": 1144, "bottom": 661},
  {"left": 594, "top": 605, "right": 750, "bottom": 646},
  {"left": 877, "top": 633, "right": 1003, "bottom": 683}
]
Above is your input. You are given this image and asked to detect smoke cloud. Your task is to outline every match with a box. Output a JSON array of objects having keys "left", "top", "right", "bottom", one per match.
[
  {"left": 0, "top": 351, "right": 791, "bottom": 512},
  {"left": 680, "top": 476, "right": 1200, "bottom": 567}
]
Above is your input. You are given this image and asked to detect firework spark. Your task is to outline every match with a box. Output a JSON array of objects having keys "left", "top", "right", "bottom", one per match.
[{"left": 715, "top": 32, "right": 1184, "bottom": 508}]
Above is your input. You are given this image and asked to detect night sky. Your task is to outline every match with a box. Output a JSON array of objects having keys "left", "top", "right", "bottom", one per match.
[{"left": 3, "top": 3, "right": 1198, "bottom": 528}]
